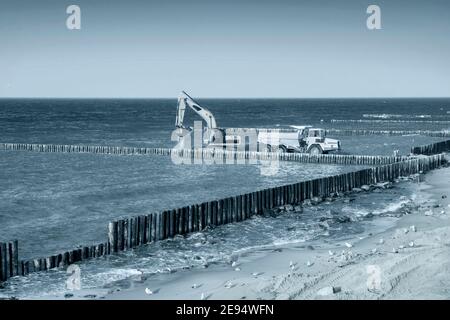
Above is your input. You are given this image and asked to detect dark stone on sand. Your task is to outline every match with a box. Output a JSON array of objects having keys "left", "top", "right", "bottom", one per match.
[{"left": 335, "top": 216, "right": 351, "bottom": 223}]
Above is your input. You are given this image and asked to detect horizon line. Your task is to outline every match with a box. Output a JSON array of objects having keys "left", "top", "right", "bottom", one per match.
[{"left": 1, "top": 96, "right": 450, "bottom": 100}]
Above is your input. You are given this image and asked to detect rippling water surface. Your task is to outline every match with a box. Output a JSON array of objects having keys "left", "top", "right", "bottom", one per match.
[{"left": 0, "top": 98, "right": 449, "bottom": 298}]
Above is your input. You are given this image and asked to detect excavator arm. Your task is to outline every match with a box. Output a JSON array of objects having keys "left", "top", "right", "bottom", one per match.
[{"left": 175, "top": 91, "right": 217, "bottom": 129}]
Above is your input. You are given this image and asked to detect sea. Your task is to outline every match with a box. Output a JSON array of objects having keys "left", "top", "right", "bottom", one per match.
[{"left": 0, "top": 98, "right": 449, "bottom": 298}]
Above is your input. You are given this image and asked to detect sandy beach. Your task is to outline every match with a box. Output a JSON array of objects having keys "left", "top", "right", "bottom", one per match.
[{"left": 90, "top": 164, "right": 450, "bottom": 300}]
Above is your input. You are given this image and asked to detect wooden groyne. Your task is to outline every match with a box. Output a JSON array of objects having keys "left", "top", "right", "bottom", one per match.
[
  {"left": 0, "top": 143, "right": 410, "bottom": 166},
  {"left": 221, "top": 127, "right": 450, "bottom": 137},
  {"left": 106, "top": 154, "right": 445, "bottom": 255},
  {"left": 0, "top": 154, "right": 445, "bottom": 283},
  {"left": 325, "top": 129, "right": 450, "bottom": 138},
  {"left": 362, "top": 114, "right": 450, "bottom": 120},
  {"left": 0, "top": 241, "right": 19, "bottom": 282},
  {"left": 0, "top": 143, "right": 171, "bottom": 156},
  {"left": 331, "top": 119, "right": 450, "bottom": 124},
  {"left": 411, "top": 139, "right": 450, "bottom": 155},
  {"left": 0, "top": 240, "right": 109, "bottom": 280}
]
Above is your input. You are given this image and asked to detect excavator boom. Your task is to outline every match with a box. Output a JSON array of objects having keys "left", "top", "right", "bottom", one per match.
[{"left": 176, "top": 91, "right": 217, "bottom": 129}]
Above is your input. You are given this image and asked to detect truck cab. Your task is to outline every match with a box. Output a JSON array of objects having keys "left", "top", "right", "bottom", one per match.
[{"left": 303, "top": 128, "right": 340, "bottom": 154}]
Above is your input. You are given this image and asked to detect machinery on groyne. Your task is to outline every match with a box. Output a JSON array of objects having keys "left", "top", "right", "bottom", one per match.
[{"left": 174, "top": 91, "right": 341, "bottom": 154}]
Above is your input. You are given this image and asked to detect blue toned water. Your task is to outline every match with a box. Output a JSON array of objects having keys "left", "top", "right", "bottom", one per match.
[{"left": 0, "top": 98, "right": 449, "bottom": 298}]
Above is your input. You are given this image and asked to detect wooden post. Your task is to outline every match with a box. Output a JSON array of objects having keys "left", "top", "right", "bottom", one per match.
[
  {"left": 188, "top": 205, "right": 194, "bottom": 232},
  {"left": 193, "top": 204, "right": 199, "bottom": 231},
  {"left": 117, "top": 219, "right": 124, "bottom": 251},
  {"left": 172, "top": 209, "right": 177, "bottom": 236},
  {"left": 241, "top": 194, "right": 246, "bottom": 220},
  {"left": 68, "top": 250, "right": 75, "bottom": 265},
  {"left": 62, "top": 252, "right": 69, "bottom": 267},
  {"left": 237, "top": 196, "right": 243, "bottom": 221},
  {"left": 135, "top": 216, "right": 142, "bottom": 246},
  {"left": 255, "top": 191, "right": 260, "bottom": 214},
  {"left": 217, "top": 199, "right": 224, "bottom": 225},
  {"left": 244, "top": 194, "right": 250, "bottom": 219},
  {"left": 139, "top": 215, "right": 146, "bottom": 245},
  {"left": 179, "top": 207, "right": 185, "bottom": 234},
  {"left": 33, "top": 259, "right": 40, "bottom": 272},
  {"left": 269, "top": 188, "right": 274, "bottom": 209},
  {"left": 7, "top": 241, "right": 19, "bottom": 277},
  {"left": 94, "top": 244, "right": 101, "bottom": 257},
  {"left": 73, "top": 249, "right": 82, "bottom": 263},
  {"left": 203, "top": 202, "right": 209, "bottom": 227},
  {"left": 151, "top": 213, "right": 157, "bottom": 242},
  {"left": 206, "top": 202, "right": 212, "bottom": 226},
  {"left": 82, "top": 246, "right": 89, "bottom": 260},
  {"left": 108, "top": 221, "right": 118, "bottom": 253},
  {"left": 198, "top": 204, "right": 203, "bottom": 231},
  {"left": 170, "top": 209, "right": 176, "bottom": 237},
  {"left": 247, "top": 193, "right": 252, "bottom": 217},
  {"left": 56, "top": 254, "right": 63, "bottom": 268},
  {"left": 274, "top": 187, "right": 279, "bottom": 206},
  {"left": 156, "top": 212, "right": 162, "bottom": 240},
  {"left": 89, "top": 246, "right": 95, "bottom": 259},
  {"left": 160, "top": 211, "right": 167, "bottom": 239},
  {"left": 180, "top": 207, "right": 189, "bottom": 234},
  {"left": 123, "top": 219, "right": 129, "bottom": 249},
  {"left": 133, "top": 216, "right": 139, "bottom": 246},
  {"left": 0, "top": 242, "right": 7, "bottom": 281},
  {"left": 184, "top": 206, "right": 189, "bottom": 233},
  {"left": 212, "top": 201, "right": 218, "bottom": 226},
  {"left": 233, "top": 196, "right": 238, "bottom": 222},
  {"left": 165, "top": 211, "right": 171, "bottom": 238},
  {"left": 252, "top": 192, "right": 257, "bottom": 216},
  {"left": 22, "top": 261, "right": 30, "bottom": 276},
  {"left": 145, "top": 214, "right": 152, "bottom": 243},
  {"left": 48, "top": 256, "right": 57, "bottom": 269},
  {"left": 129, "top": 217, "right": 135, "bottom": 247},
  {"left": 223, "top": 198, "right": 229, "bottom": 224}
]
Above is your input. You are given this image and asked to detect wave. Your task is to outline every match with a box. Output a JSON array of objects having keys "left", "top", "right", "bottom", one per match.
[
  {"left": 372, "top": 197, "right": 410, "bottom": 215},
  {"left": 331, "top": 119, "right": 450, "bottom": 124},
  {"left": 363, "top": 114, "right": 433, "bottom": 119}
]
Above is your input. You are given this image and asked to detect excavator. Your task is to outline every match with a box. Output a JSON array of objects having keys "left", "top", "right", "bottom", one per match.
[{"left": 174, "top": 91, "right": 227, "bottom": 147}]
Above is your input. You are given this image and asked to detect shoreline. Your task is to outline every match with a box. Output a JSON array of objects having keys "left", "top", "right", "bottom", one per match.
[{"left": 92, "top": 165, "right": 450, "bottom": 300}]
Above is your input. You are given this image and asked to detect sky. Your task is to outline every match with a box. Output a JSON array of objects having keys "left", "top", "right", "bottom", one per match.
[{"left": 0, "top": 0, "right": 449, "bottom": 98}]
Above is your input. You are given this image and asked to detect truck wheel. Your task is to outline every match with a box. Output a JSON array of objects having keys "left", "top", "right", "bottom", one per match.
[{"left": 308, "top": 145, "right": 323, "bottom": 155}]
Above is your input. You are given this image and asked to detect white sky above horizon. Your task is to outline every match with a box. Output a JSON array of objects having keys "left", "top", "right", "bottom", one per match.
[{"left": 1, "top": 0, "right": 449, "bottom": 98}]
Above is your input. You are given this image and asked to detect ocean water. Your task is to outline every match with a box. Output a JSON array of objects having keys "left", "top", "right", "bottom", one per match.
[
  {"left": 1, "top": 98, "right": 449, "bottom": 146},
  {"left": 0, "top": 98, "right": 449, "bottom": 298},
  {"left": 0, "top": 151, "right": 362, "bottom": 259},
  {"left": 0, "top": 179, "right": 425, "bottom": 299}
]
